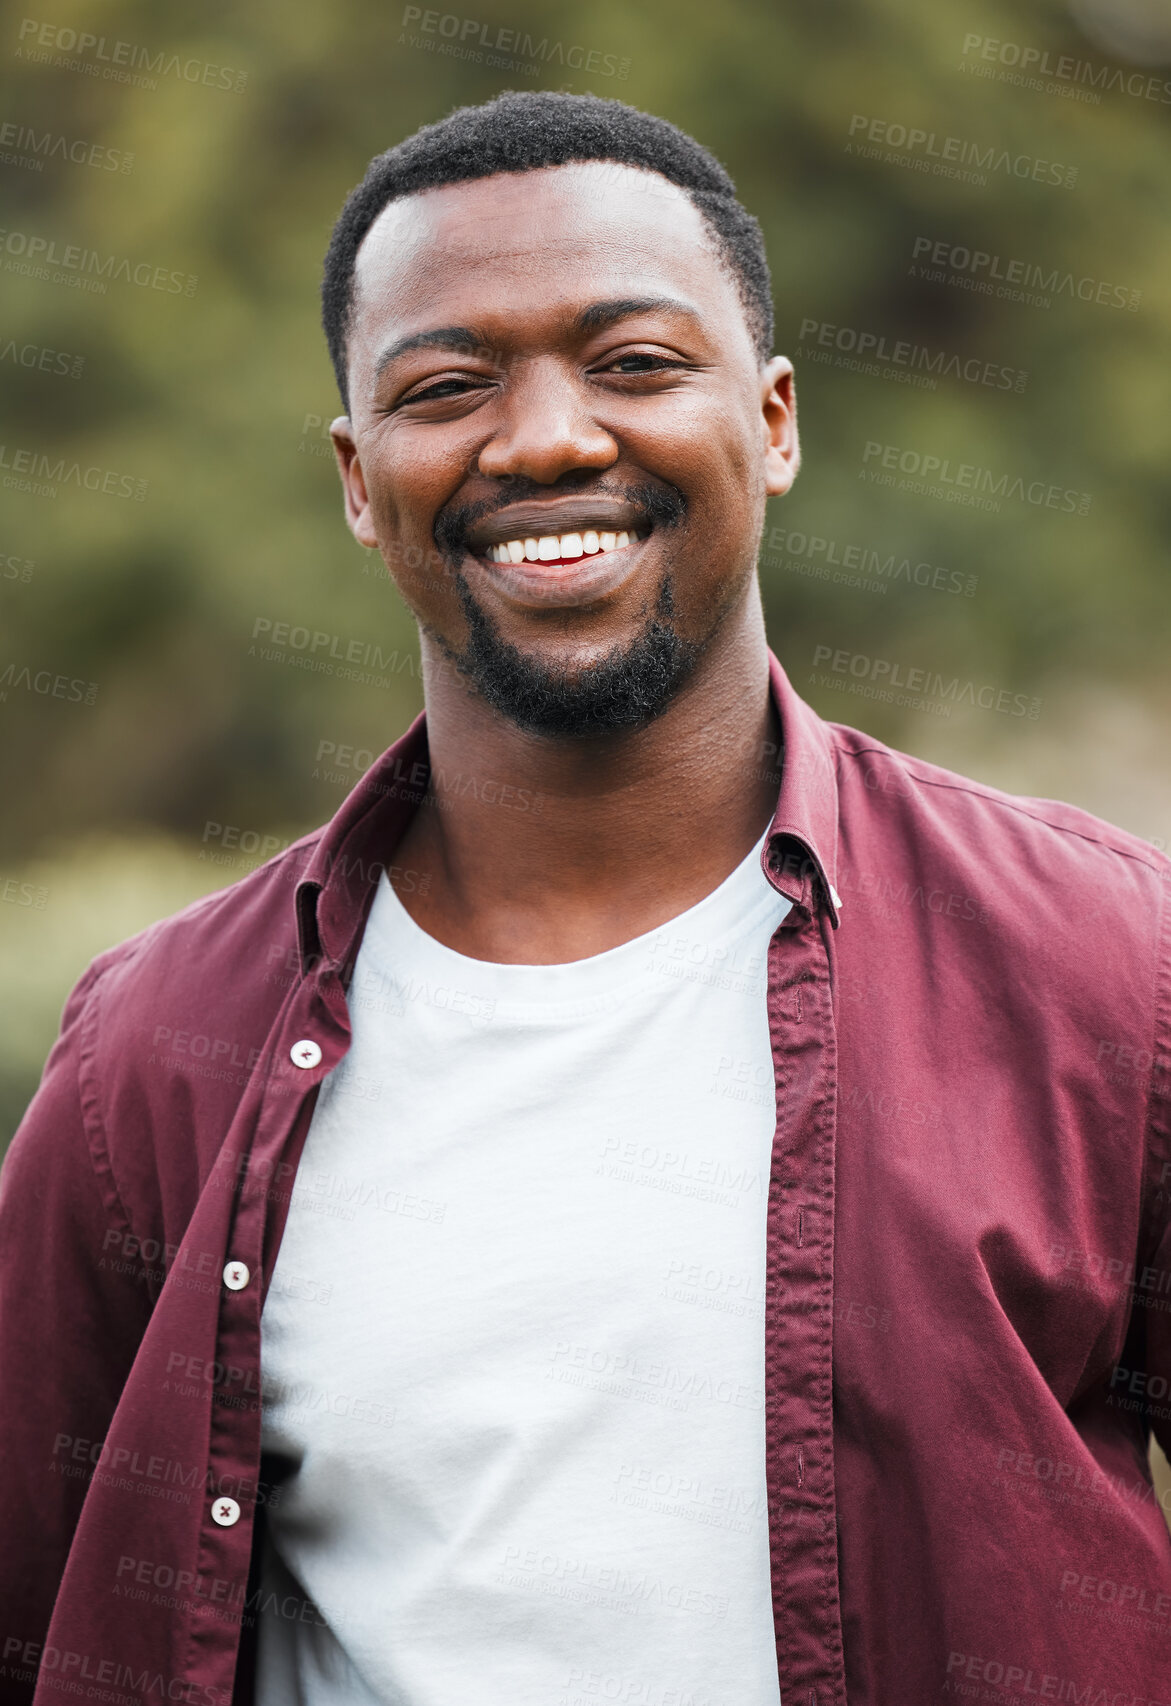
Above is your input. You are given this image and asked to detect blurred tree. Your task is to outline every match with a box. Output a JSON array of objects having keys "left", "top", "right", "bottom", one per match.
[{"left": 1, "top": 0, "right": 1168, "bottom": 1131}]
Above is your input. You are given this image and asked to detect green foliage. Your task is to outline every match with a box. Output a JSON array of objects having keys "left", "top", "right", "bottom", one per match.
[{"left": 1, "top": 0, "right": 1168, "bottom": 1130}]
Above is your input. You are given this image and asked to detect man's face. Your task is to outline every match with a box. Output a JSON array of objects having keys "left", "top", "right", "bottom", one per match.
[{"left": 332, "top": 160, "right": 799, "bottom": 735}]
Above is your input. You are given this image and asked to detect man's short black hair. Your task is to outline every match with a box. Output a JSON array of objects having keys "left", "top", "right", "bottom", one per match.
[{"left": 322, "top": 90, "right": 774, "bottom": 410}]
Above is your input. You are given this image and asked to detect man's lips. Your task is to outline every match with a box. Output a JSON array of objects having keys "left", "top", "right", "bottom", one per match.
[
  {"left": 462, "top": 497, "right": 647, "bottom": 554},
  {"left": 454, "top": 493, "right": 667, "bottom": 607},
  {"left": 480, "top": 527, "right": 644, "bottom": 569},
  {"left": 468, "top": 530, "right": 650, "bottom": 609}
]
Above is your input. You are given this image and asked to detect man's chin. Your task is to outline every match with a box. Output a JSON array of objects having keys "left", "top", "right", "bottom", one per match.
[{"left": 434, "top": 571, "right": 703, "bottom": 738}]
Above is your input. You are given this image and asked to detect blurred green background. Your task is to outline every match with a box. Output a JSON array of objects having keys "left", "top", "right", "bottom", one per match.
[{"left": 2, "top": 0, "right": 1169, "bottom": 1148}]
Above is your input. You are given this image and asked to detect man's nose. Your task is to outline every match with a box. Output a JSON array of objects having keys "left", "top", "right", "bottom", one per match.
[{"left": 475, "top": 367, "right": 619, "bottom": 484}]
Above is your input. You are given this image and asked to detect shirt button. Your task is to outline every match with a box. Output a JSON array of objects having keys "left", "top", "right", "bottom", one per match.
[
  {"left": 211, "top": 1496, "right": 241, "bottom": 1527},
  {"left": 223, "top": 1260, "right": 250, "bottom": 1291},
  {"left": 290, "top": 1039, "right": 322, "bottom": 1069}
]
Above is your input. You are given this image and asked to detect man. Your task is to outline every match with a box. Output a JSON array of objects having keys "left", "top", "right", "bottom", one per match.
[{"left": 2, "top": 89, "right": 1169, "bottom": 1706}]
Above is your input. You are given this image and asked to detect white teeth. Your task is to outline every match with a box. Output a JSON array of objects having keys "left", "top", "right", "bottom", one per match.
[{"left": 484, "top": 529, "right": 642, "bottom": 563}]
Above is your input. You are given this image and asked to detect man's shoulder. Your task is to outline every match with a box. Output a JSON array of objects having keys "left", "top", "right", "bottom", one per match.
[
  {"left": 66, "top": 701, "right": 424, "bottom": 1072},
  {"left": 18, "top": 827, "right": 333, "bottom": 1227},
  {"left": 80, "top": 826, "right": 326, "bottom": 1039},
  {"left": 827, "top": 719, "right": 1170, "bottom": 888}
]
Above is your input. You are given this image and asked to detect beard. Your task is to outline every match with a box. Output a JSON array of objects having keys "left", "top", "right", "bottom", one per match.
[
  {"left": 433, "top": 570, "right": 702, "bottom": 737},
  {"left": 428, "top": 479, "right": 705, "bottom": 737}
]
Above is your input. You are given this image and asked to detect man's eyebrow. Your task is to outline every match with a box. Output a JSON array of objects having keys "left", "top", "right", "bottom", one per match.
[
  {"left": 372, "top": 297, "right": 703, "bottom": 382},
  {"left": 373, "top": 325, "right": 497, "bottom": 382},
  {"left": 573, "top": 296, "right": 704, "bottom": 334}
]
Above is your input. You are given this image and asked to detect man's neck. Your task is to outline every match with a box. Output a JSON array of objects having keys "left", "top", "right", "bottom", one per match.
[{"left": 387, "top": 597, "right": 782, "bottom": 964}]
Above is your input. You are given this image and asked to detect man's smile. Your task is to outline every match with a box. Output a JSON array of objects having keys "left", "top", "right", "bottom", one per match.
[
  {"left": 468, "top": 527, "right": 651, "bottom": 608},
  {"left": 482, "top": 527, "right": 644, "bottom": 566},
  {"left": 463, "top": 494, "right": 650, "bottom": 555},
  {"left": 455, "top": 491, "right": 666, "bottom": 608}
]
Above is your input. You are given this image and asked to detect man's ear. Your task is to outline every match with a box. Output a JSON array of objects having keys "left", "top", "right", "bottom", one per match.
[
  {"left": 330, "top": 417, "right": 379, "bottom": 548},
  {"left": 761, "top": 356, "right": 800, "bottom": 497}
]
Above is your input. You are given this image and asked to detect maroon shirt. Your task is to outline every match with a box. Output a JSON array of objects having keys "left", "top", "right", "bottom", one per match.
[{"left": 4, "top": 652, "right": 1171, "bottom": 1706}]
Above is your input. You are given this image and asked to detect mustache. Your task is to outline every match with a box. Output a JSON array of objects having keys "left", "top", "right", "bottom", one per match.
[{"left": 433, "top": 477, "right": 687, "bottom": 559}]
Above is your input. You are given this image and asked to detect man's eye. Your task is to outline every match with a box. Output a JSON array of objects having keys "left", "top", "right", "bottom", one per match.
[
  {"left": 607, "top": 354, "right": 674, "bottom": 374},
  {"left": 404, "top": 378, "right": 477, "bottom": 403}
]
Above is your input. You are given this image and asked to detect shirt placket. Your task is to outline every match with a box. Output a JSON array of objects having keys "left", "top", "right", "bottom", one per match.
[
  {"left": 181, "top": 962, "right": 352, "bottom": 1696},
  {"left": 763, "top": 854, "right": 845, "bottom": 1705}
]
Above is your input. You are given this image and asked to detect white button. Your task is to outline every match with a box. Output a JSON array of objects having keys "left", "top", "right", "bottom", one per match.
[
  {"left": 211, "top": 1496, "right": 241, "bottom": 1527},
  {"left": 829, "top": 885, "right": 843, "bottom": 909},
  {"left": 223, "top": 1261, "right": 250, "bottom": 1291},
  {"left": 290, "top": 1039, "right": 322, "bottom": 1069}
]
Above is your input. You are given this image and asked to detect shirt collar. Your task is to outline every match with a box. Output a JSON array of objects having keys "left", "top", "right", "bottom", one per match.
[
  {"left": 295, "top": 650, "right": 841, "bottom": 975},
  {"left": 765, "top": 649, "right": 842, "bottom": 928},
  {"left": 296, "top": 708, "right": 431, "bottom": 976}
]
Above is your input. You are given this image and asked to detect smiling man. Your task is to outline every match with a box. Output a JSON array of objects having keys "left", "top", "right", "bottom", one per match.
[
  {"left": 325, "top": 124, "right": 796, "bottom": 966},
  {"left": 3, "top": 91, "right": 1171, "bottom": 1706}
]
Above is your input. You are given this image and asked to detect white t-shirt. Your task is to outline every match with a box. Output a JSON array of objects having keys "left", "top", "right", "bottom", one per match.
[{"left": 257, "top": 824, "right": 792, "bottom": 1706}]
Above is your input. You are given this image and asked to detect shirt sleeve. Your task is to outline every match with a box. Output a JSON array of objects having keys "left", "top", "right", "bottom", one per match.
[
  {"left": 0, "top": 955, "right": 153, "bottom": 1704},
  {"left": 1140, "top": 888, "right": 1171, "bottom": 1472}
]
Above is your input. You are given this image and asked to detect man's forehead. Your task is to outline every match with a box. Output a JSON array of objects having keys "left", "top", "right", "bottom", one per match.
[{"left": 353, "top": 161, "right": 715, "bottom": 293}]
